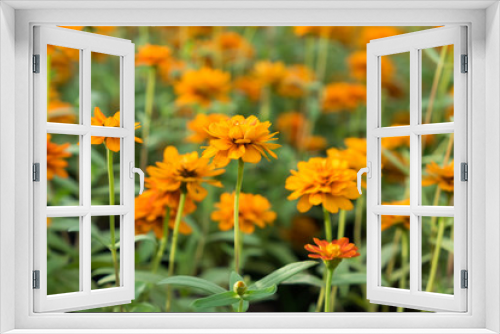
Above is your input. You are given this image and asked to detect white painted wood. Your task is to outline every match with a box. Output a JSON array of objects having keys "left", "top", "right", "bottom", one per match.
[
  {"left": 366, "top": 26, "right": 467, "bottom": 312},
  {"left": 33, "top": 26, "right": 135, "bottom": 313}
]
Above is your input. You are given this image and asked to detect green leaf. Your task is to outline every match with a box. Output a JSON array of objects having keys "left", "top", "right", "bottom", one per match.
[
  {"left": 243, "top": 285, "right": 277, "bottom": 301},
  {"left": 229, "top": 271, "right": 244, "bottom": 289},
  {"left": 192, "top": 291, "right": 240, "bottom": 309},
  {"left": 281, "top": 273, "right": 323, "bottom": 288},
  {"left": 157, "top": 276, "right": 226, "bottom": 295},
  {"left": 250, "top": 260, "right": 317, "bottom": 289}
]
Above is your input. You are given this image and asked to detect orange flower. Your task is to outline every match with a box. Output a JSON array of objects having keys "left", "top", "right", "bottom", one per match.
[
  {"left": 357, "top": 27, "right": 402, "bottom": 47},
  {"left": 211, "top": 192, "right": 276, "bottom": 234},
  {"left": 321, "top": 82, "right": 366, "bottom": 113},
  {"left": 146, "top": 146, "right": 225, "bottom": 202},
  {"left": 135, "top": 189, "right": 194, "bottom": 237},
  {"left": 135, "top": 44, "right": 171, "bottom": 67},
  {"left": 174, "top": 67, "right": 231, "bottom": 108},
  {"left": 252, "top": 61, "right": 287, "bottom": 87},
  {"left": 186, "top": 113, "right": 229, "bottom": 144},
  {"left": 285, "top": 157, "right": 360, "bottom": 213},
  {"left": 422, "top": 161, "right": 454, "bottom": 192},
  {"left": 277, "top": 65, "right": 315, "bottom": 98},
  {"left": 47, "top": 45, "right": 79, "bottom": 85},
  {"left": 276, "top": 112, "right": 326, "bottom": 151},
  {"left": 158, "top": 57, "right": 186, "bottom": 83},
  {"left": 200, "top": 31, "right": 254, "bottom": 64},
  {"left": 293, "top": 26, "right": 356, "bottom": 46},
  {"left": 381, "top": 135, "right": 410, "bottom": 150},
  {"left": 348, "top": 50, "right": 394, "bottom": 83},
  {"left": 47, "top": 99, "right": 77, "bottom": 124},
  {"left": 327, "top": 138, "right": 367, "bottom": 171},
  {"left": 91, "top": 107, "right": 143, "bottom": 152},
  {"left": 234, "top": 76, "right": 262, "bottom": 101},
  {"left": 202, "top": 115, "right": 281, "bottom": 167},
  {"left": 46, "top": 134, "right": 72, "bottom": 180},
  {"left": 305, "top": 237, "right": 360, "bottom": 262},
  {"left": 381, "top": 199, "right": 410, "bottom": 231}
]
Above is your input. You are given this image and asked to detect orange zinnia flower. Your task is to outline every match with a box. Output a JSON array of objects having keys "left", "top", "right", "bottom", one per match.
[
  {"left": 348, "top": 50, "right": 394, "bottom": 83},
  {"left": 305, "top": 237, "right": 360, "bottom": 262},
  {"left": 135, "top": 44, "right": 171, "bottom": 67},
  {"left": 277, "top": 65, "right": 315, "bottom": 98},
  {"left": 252, "top": 61, "right": 287, "bottom": 87},
  {"left": 174, "top": 67, "right": 231, "bottom": 108},
  {"left": 135, "top": 189, "right": 195, "bottom": 237},
  {"left": 211, "top": 192, "right": 276, "bottom": 234},
  {"left": 186, "top": 113, "right": 229, "bottom": 144},
  {"left": 202, "top": 115, "right": 281, "bottom": 167},
  {"left": 327, "top": 138, "right": 367, "bottom": 171},
  {"left": 381, "top": 199, "right": 410, "bottom": 231},
  {"left": 276, "top": 112, "right": 326, "bottom": 151},
  {"left": 422, "top": 160, "right": 454, "bottom": 192},
  {"left": 233, "top": 76, "right": 262, "bottom": 102},
  {"left": 46, "top": 134, "right": 72, "bottom": 180},
  {"left": 321, "top": 82, "right": 366, "bottom": 113},
  {"left": 91, "top": 107, "right": 143, "bottom": 152},
  {"left": 285, "top": 157, "right": 360, "bottom": 213},
  {"left": 147, "top": 146, "right": 225, "bottom": 202}
]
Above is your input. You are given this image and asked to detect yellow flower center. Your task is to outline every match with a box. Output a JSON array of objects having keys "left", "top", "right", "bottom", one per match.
[{"left": 323, "top": 243, "right": 341, "bottom": 258}]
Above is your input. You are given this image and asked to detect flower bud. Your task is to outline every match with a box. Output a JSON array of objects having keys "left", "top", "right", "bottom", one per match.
[{"left": 233, "top": 280, "right": 247, "bottom": 296}]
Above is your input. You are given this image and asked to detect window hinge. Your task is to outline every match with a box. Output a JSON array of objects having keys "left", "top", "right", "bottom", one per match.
[
  {"left": 461, "top": 54, "right": 468, "bottom": 73},
  {"left": 33, "top": 54, "right": 40, "bottom": 73},
  {"left": 33, "top": 163, "right": 40, "bottom": 182},
  {"left": 461, "top": 270, "right": 468, "bottom": 289},
  {"left": 33, "top": 270, "right": 40, "bottom": 289},
  {"left": 461, "top": 162, "right": 468, "bottom": 181}
]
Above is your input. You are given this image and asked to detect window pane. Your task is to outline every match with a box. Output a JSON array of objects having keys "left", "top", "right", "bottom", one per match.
[
  {"left": 421, "top": 133, "right": 454, "bottom": 206},
  {"left": 47, "top": 134, "right": 79, "bottom": 206},
  {"left": 421, "top": 45, "right": 454, "bottom": 124},
  {"left": 381, "top": 136, "right": 410, "bottom": 204},
  {"left": 91, "top": 136, "right": 121, "bottom": 205},
  {"left": 421, "top": 216, "right": 454, "bottom": 294},
  {"left": 381, "top": 52, "right": 410, "bottom": 127},
  {"left": 47, "top": 45, "right": 80, "bottom": 124},
  {"left": 380, "top": 215, "right": 410, "bottom": 290},
  {"left": 91, "top": 215, "right": 121, "bottom": 289},
  {"left": 47, "top": 217, "right": 80, "bottom": 295},
  {"left": 91, "top": 52, "right": 121, "bottom": 128}
]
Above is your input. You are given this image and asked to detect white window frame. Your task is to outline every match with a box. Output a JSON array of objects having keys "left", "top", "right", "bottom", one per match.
[{"left": 1, "top": 1, "right": 499, "bottom": 333}]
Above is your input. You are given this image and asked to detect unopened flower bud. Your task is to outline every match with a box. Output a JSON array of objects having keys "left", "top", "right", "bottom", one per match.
[{"left": 233, "top": 280, "right": 247, "bottom": 296}]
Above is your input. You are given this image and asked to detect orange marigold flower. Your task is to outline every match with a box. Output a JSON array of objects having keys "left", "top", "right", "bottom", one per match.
[
  {"left": 202, "top": 115, "right": 281, "bottom": 167},
  {"left": 91, "top": 107, "right": 143, "bottom": 152},
  {"left": 321, "top": 82, "right": 366, "bottom": 113},
  {"left": 252, "top": 60, "right": 287, "bottom": 87},
  {"left": 147, "top": 146, "right": 225, "bottom": 202},
  {"left": 357, "top": 27, "right": 402, "bottom": 47},
  {"left": 47, "top": 99, "right": 77, "bottom": 124},
  {"left": 381, "top": 199, "right": 410, "bottom": 231},
  {"left": 422, "top": 160, "right": 454, "bottom": 192},
  {"left": 348, "top": 50, "right": 394, "bottom": 83},
  {"left": 276, "top": 111, "right": 326, "bottom": 151},
  {"left": 174, "top": 67, "right": 231, "bottom": 108},
  {"left": 135, "top": 189, "right": 195, "bottom": 237},
  {"left": 234, "top": 76, "right": 262, "bottom": 102},
  {"left": 327, "top": 138, "right": 367, "bottom": 171},
  {"left": 135, "top": 44, "right": 171, "bottom": 67},
  {"left": 186, "top": 113, "right": 229, "bottom": 144},
  {"left": 47, "top": 134, "right": 72, "bottom": 180},
  {"left": 211, "top": 192, "right": 276, "bottom": 234},
  {"left": 285, "top": 157, "right": 360, "bottom": 213},
  {"left": 305, "top": 237, "right": 360, "bottom": 262},
  {"left": 277, "top": 65, "right": 315, "bottom": 98}
]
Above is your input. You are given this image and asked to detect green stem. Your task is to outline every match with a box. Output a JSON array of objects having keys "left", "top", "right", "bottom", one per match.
[
  {"left": 107, "top": 149, "right": 120, "bottom": 287},
  {"left": 166, "top": 191, "right": 187, "bottom": 312},
  {"left": 426, "top": 217, "right": 446, "bottom": 292},
  {"left": 337, "top": 210, "right": 346, "bottom": 239},
  {"left": 151, "top": 207, "right": 171, "bottom": 274},
  {"left": 234, "top": 159, "right": 245, "bottom": 274},
  {"left": 316, "top": 35, "right": 329, "bottom": 83},
  {"left": 237, "top": 298, "right": 244, "bottom": 312},
  {"left": 397, "top": 229, "right": 409, "bottom": 312},
  {"left": 324, "top": 266, "right": 334, "bottom": 312},
  {"left": 424, "top": 45, "right": 448, "bottom": 124},
  {"left": 140, "top": 66, "right": 156, "bottom": 170},
  {"left": 323, "top": 206, "right": 333, "bottom": 242}
]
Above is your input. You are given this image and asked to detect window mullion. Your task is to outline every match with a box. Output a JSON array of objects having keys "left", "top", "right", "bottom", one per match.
[{"left": 409, "top": 47, "right": 420, "bottom": 294}]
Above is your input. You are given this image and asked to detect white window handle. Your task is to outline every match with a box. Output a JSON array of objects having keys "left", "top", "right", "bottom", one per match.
[
  {"left": 357, "top": 162, "right": 372, "bottom": 195},
  {"left": 129, "top": 162, "right": 144, "bottom": 194}
]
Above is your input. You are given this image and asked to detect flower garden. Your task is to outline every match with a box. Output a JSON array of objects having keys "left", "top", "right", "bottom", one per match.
[{"left": 46, "top": 26, "right": 455, "bottom": 312}]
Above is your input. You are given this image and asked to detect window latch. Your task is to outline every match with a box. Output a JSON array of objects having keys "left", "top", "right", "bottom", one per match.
[
  {"left": 129, "top": 162, "right": 144, "bottom": 194},
  {"left": 357, "top": 162, "right": 372, "bottom": 195}
]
